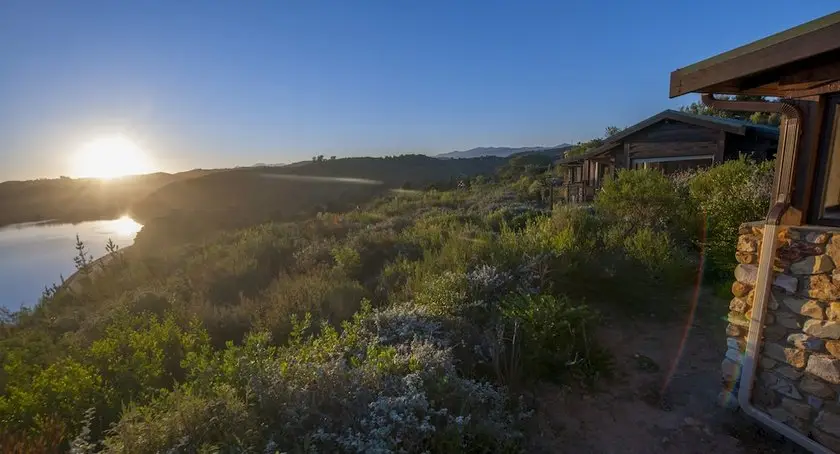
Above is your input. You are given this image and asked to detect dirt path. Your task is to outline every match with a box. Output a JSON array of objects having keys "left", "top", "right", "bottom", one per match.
[{"left": 530, "top": 291, "right": 808, "bottom": 454}]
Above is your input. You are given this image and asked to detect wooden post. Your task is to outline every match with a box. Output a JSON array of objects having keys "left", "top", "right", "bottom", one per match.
[
  {"left": 715, "top": 130, "right": 726, "bottom": 163},
  {"left": 624, "top": 142, "right": 631, "bottom": 169}
]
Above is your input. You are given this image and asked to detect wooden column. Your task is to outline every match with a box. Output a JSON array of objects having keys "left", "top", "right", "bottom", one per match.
[
  {"left": 623, "top": 142, "right": 631, "bottom": 169},
  {"left": 715, "top": 130, "right": 726, "bottom": 163}
]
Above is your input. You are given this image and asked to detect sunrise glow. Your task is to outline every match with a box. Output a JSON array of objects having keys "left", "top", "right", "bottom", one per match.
[{"left": 71, "top": 135, "right": 155, "bottom": 179}]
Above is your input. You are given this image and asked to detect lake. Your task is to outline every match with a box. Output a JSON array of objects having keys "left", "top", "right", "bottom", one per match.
[{"left": 0, "top": 216, "right": 142, "bottom": 312}]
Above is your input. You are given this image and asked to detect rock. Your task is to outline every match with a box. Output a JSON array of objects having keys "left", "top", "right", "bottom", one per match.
[
  {"left": 760, "top": 356, "right": 778, "bottom": 369},
  {"left": 828, "top": 235, "right": 840, "bottom": 265},
  {"left": 721, "top": 358, "right": 741, "bottom": 383},
  {"left": 727, "top": 311, "right": 750, "bottom": 328},
  {"left": 737, "top": 235, "right": 760, "bottom": 252},
  {"left": 760, "top": 370, "right": 802, "bottom": 399},
  {"left": 764, "top": 324, "right": 787, "bottom": 342},
  {"left": 732, "top": 281, "right": 752, "bottom": 297},
  {"left": 816, "top": 410, "right": 840, "bottom": 438},
  {"left": 829, "top": 302, "right": 840, "bottom": 321},
  {"left": 827, "top": 340, "right": 840, "bottom": 359},
  {"left": 752, "top": 226, "right": 764, "bottom": 236},
  {"left": 736, "top": 252, "right": 757, "bottom": 264},
  {"left": 779, "top": 241, "right": 824, "bottom": 263},
  {"left": 764, "top": 342, "right": 808, "bottom": 368},
  {"left": 778, "top": 228, "right": 800, "bottom": 242},
  {"left": 735, "top": 264, "right": 759, "bottom": 285},
  {"left": 775, "top": 312, "right": 801, "bottom": 330},
  {"left": 805, "top": 274, "right": 840, "bottom": 300},
  {"left": 718, "top": 390, "right": 740, "bottom": 410},
  {"left": 809, "top": 395, "right": 825, "bottom": 410},
  {"left": 766, "top": 407, "right": 808, "bottom": 433},
  {"left": 725, "top": 347, "right": 743, "bottom": 362},
  {"left": 775, "top": 365, "right": 804, "bottom": 380},
  {"left": 725, "top": 323, "right": 744, "bottom": 337},
  {"left": 782, "top": 296, "right": 808, "bottom": 313},
  {"left": 729, "top": 297, "right": 749, "bottom": 313},
  {"left": 791, "top": 254, "right": 835, "bottom": 275},
  {"left": 788, "top": 333, "right": 824, "bottom": 351},
  {"left": 774, "top": 274, "right": 798, "bottom": 294},
  {"left": 801, "top": 300, "right": 826, "bottom": 319},
  {"left": 753, "top": 382, "right": 780, "bottom": 409},
  {"left": 768, "top": 292, "right": 780, "bottom": 310},
  {"left": 739, "top": 225, "right": 753, "bottom": 235},
  {"left": 804, "top": 320, "right": 840, "bottom": 339},
  {"left": 806, "top": 355, "right": 840, "bottom": 384},
  {"left": 800, "top": 375, "right": 836, "bottom": 399},
  {"left": 807, "top": 231, "right": 831, "bottom": 244},
  {"left": 813, "top": 429, "right": 840, "bottom": 452},
  {"left": 727, "top": 337, "right": 746, "bottom": 352},
  {"left": 782, "top": 397, "right": 812, "bottom": 419}
]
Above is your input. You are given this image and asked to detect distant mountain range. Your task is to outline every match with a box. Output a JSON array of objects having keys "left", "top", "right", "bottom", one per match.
[{"left": 437, "top": 144, "right": 573, "bottom": 159}]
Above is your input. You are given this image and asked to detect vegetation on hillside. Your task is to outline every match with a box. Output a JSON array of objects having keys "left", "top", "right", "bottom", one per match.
[
  {"left": 0, "top": 157, "right": 772, "bottom": 452},
  {"left": 129, "top": 155, "right": 505, "bottom": 247},
  {"left": 0, "top": 170, "right": 215, "bottom": 228}
]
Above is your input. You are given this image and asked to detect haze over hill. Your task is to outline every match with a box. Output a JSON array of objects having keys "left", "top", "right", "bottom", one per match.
[{"left": 437, "top": 144, "right": 572, "bottom": 159}]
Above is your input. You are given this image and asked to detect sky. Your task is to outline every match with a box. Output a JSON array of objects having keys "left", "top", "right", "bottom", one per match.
[{"left": 1, "top": 1, "right": 838, "bottom": 181}]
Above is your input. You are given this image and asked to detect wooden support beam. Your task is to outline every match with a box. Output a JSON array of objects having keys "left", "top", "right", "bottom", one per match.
[
  {"left": 623, "top": 142, "right": 631, "bottom": 169},
  {"left": 715, "top": 130, "right": 726, "bottom": 163}
]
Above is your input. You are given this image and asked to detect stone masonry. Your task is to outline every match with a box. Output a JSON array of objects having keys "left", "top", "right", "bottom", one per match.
[{"left": 727, "top": 222, "right": 840, "bottom": 450}]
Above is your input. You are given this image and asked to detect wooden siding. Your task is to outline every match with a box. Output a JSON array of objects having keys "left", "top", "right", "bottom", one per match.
[
  {"left": 628, "top": 141, "right": 718, "bottom": 159},
  {"left": 622, "top": 120, "right": 722, "bottom": 144}
]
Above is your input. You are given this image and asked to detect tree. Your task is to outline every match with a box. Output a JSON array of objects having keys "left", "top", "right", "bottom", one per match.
[
  {"left": 565, "top": 126, "right": 624, "bottom": 159},
  {"left": 73, "top": 235, "right": 94, "bottom": 273},
  {"left": 604, "top": 125, "right": 624, "bottom": 138}
]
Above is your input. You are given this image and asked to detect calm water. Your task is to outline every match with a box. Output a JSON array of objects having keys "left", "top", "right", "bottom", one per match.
[{"left": 0, "top": 216, "right": 142, "bottom": 311}]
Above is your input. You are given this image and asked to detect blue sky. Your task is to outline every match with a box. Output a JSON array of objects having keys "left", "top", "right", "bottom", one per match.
[{"left": 1, "top": 1, "right": 838, "bottom": 180}]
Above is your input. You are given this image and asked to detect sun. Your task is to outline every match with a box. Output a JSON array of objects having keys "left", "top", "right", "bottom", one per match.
[{"left": 71, "top": 135, "right": 155, "bottom": 179}]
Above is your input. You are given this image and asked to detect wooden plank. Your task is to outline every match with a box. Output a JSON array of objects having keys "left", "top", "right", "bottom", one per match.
[{"left": 628, "top": 141, "right": 718, "bottom": 159}]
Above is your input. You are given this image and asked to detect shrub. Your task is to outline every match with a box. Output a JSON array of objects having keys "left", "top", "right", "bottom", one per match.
[
  {"left": 595, "top": 168, "right": 695, "bottom": 244},
  {"left": 686, "top": 158, "right": 773, "bottom": 278},
  {"left": 499, "top": 293, "right": 609, "bottom": 385}
]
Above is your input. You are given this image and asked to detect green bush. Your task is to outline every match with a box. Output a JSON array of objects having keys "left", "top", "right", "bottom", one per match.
[
  {"left": 500, "top": 293, "right": 609, "bottom": 385},
  {"left": 686, "top": 158, "right": 773, "bottom": 278},
  {"left": 595, "top": 168, "right": 695, "bottom": 244}
]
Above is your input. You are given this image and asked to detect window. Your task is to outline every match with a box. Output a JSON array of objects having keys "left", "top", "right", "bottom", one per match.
[
  {"left": 630, "top": 155, "right": 714, "bottom": 173},
  {"left": 821, "top": 100, "right": 840, "bottom": 220}
]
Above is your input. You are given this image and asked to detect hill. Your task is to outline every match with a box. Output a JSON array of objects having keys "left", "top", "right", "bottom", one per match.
[
  {"left": 129, "top": 154, "right": 505, "bottom": 247},
  {"left": 0, "top": 169, "right": 216, "bottom": 228},
  {"left": 437, "top": 144, "right": 572, "bottom": 159}
]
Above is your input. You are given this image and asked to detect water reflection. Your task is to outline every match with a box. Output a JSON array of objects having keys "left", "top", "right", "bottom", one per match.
[
  {"left": 99, "top": 215, "right": 143, "bottom": 238},
  {"left": 0, "top": 216, "right": 142, "bottom": 311}
]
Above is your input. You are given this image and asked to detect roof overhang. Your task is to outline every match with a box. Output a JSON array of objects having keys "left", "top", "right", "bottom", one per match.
[{"left": 670, "top": 11, "right": 840, "bottom": 98}]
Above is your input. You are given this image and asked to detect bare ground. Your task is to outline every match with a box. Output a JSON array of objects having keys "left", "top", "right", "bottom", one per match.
[{"left": 529, "top": 290, "right": 809, "bottom": 454}]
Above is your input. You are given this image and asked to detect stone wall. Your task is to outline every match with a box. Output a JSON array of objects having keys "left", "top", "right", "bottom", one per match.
[{"left": 727, "top": 222, "right": 840, "bottom": 450}]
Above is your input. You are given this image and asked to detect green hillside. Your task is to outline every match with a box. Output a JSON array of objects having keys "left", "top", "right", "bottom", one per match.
[{"left": 129, "top": 155, "right": 505, "bottom": 247}]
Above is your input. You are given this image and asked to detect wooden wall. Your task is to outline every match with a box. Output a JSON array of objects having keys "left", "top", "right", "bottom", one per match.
[{"left": 624, "top": 120, "right": 721, "bottom": 162}]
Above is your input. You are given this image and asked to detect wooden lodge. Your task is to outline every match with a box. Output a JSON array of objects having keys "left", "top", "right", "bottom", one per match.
[{"left": 557, "top": 109, "right": 779, "bottom": 203}]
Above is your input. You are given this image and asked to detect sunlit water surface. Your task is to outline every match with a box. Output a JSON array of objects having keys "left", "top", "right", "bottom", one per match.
[{"left": 0, "top": 216, "right": 142, "bottom": 311}]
